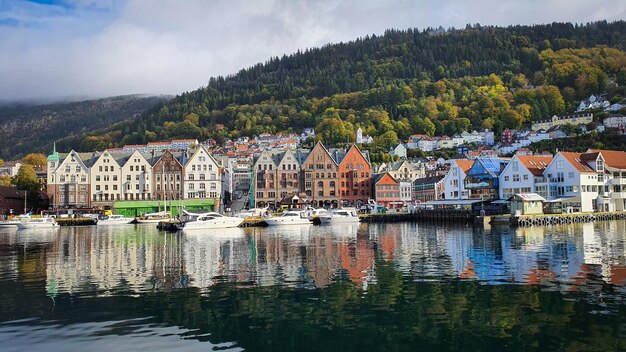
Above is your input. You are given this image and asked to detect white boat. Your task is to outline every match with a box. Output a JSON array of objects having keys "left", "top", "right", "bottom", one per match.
[
  {"left": 264, "top": 209, "right": 312, "bottom": 226},
  {"left": 16, "top": 217, "right": 59, "bottom": 229},
  {"left": 235, "top": 206, "right": 269, "bottom": 218},
  {"left": 180, "top": 210, "right": 244, "bottom": 230},
  {"left": 319, "top": 208, "right": 360, "bottom": 224},
  {"left": 136, "top": 211, "right": 174, "bottom": 224},
  {"left": 304, "top": 207, "right": 328, "bottom": 220},
  {"left": 0, "top": 214, "right": 31, "bottom": 228},
  {"left": 97, "top": 214, "right": 135, "bottom": 225}
]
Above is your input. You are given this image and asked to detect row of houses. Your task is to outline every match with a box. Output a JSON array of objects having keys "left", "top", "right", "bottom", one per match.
[
  {"left": 46, "top": 143, "right": 224, "bottom": 212},
  {"left": 442, "top": 149, "right": 626, "bottom": 213}
]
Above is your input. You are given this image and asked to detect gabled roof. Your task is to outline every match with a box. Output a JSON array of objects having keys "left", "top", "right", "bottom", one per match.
[
  {"left": 0, "top": 186, "right": 25, "bottom": 199},
  {"left": 374, "top": 172, "right": 398, "bottom": 185},
  {"left": 516, "top": 155, "right": 553, "bottom": 176},
  {"left": 469, "top": 158, "right": 508, "bottom": 177},
  {"left": 558, "top": 152, "right": 596, "bottom": 174},
  {"left": 588, "top": 149, "right": 626, "bottom": 170},
  {"left": 338, "top": 144, "right": 371, "bottom": 168},
  {"left": 453, "top": 159, "right": 474, "bottom": 174}
]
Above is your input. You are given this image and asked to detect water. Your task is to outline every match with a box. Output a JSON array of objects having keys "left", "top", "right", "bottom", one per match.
[{"left": 1, "top": 221, "right": 625, "bottom": 351}]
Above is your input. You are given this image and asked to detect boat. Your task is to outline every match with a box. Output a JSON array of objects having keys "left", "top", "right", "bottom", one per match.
[
  {"left": 319, "top": 208, "right": 360, "bottom": 224},
  {"left": 264, "top": 209, "right": 312, "bottom": 226},
  {"left": 16, "top": 217, "right": 59, "bottom": 229},
  {"left": 304, "top": 207, "right": 328, "bottom": 220},
  {"left": 179, "top": 210, "right": 244, "bottom": 230},
  {"left": 136, "top": 211, "right": 174, "bottom": 224},
  {"left": 0, "top": 214, "right": 31, "bottom": 228},
  {"left": 97, "top": 214, "right": 135, "bottom": 225},
  {"left": 235, "top": 206, "right": 269, "bottom": 218}
]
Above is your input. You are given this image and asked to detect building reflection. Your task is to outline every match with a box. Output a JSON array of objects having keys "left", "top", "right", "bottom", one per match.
[{"left": 1, "top": 219, "right": 625, "bottom": 296}]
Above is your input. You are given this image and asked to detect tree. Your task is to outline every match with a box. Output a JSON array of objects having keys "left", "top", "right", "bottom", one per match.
[
  {"left": 21, "top": 153, "right": 47, "bottom": 168},
  {"left": 0, "top": 176, "right": 11, "bottom": 186},
  {"left": 13, "top": 165, "right": 39, "bottom": 191},
  {"left": 374, "top": 131, "right": 399, "bottom": 150}
]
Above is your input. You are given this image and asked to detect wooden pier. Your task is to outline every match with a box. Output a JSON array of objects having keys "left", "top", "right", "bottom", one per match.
[{"left": 56, "top": 218, "right": 97, "bottom": 226}]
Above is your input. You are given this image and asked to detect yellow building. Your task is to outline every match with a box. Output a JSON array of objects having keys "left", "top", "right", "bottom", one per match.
[{"left": 531, "top": 112, "right": 593, "bottom": 131}]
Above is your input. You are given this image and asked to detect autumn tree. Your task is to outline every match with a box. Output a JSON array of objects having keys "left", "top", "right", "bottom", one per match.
[{"left": 21, "top": 153, "right": 47, "bottom": 169}]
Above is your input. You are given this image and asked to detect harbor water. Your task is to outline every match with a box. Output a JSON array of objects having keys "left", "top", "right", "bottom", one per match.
[{"left": 1, "top": 221, "right": 625, "bottom": 351}]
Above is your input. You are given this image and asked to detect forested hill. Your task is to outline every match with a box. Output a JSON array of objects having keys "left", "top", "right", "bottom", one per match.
[
  {"left": 0, "top": 95, "right": 170, "bottom": 160},
  {"left": 79, "top": 21, "right": 626, "bottom": 151}
]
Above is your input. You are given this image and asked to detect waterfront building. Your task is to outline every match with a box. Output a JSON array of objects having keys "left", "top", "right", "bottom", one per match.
[
  {"left": 275, "top": 149, "right": 302, "bottom": 202},
  {"left": 252, "top": 150, "right": 280, "bottom": 207},
  {"left": 542, "top": 152, "right": 597, "bottom": 212},
  {"left": 413, "top": 175, "right": 445, "bottom": 203},
  {"left": 152, "top": 150, "right": 184, "bottom": 201},
  {"left": 338, "top": 145, "right": 371, "bottom": 207},
  {"left": 499, "top": 155, "right": 552, "bottom": 200},
  {"left": 301, "top": 142, "right": 339, "bottom": 207},
  {"left": 0, "top": 186, "right": 26, "bottom": 216},
  {"left": 443, "top": 159, "right": 474, "bottom": 200},
  {"left": 374, "top": 172, "right": 400, "bottom": 209},
  {"left": 464, "top": 158, "right": 509, "bottom": 200},
  {"left": 119, "top": 151, "right": 152, "bottom": 201},
  {"left": 90, "top": 151, "right": 122, "bottom": 207},
  {"left": 184, "top": 145, "right": 221, "bottom": 207},
  {"left": 46, "top": 148, "right": 91, "bottom": 209},
  {"left": 587, "top": 149, "right": 626, "bottom": 211}
]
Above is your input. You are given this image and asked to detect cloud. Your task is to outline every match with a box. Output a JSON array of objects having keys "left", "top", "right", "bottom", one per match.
[{"left": 0, "top": 0, "right": 625, "bottom": 101}]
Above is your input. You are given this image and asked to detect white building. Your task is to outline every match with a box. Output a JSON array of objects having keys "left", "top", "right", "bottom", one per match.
[
  {"left": 499, "top": 155, "right": 552, "bottom": 200},
  {"left": 443, "top": 159, "right": 474, "bottom": 200},
  {"left": 184, "top": 145, "right": 222, "bottom": 200},
  {"left": 390, "top": 143, "right": 407, "bottom": 158},
  {"left": 542, "top": 152, "right": 599, "bottom": 212},
  {"left": 119, "top": 151, "right": 152, "bottom": 201},
  {"left": 90, "top": 151, "right": 122, "bottom": 204},
  {"left": 399, "top": 181, "right": 413, "bottom": 203},
  {"left": 47, "top": 149, "right": 91, "bottom": 209},
  {"left": 418, "top": 138, "right": 436, "bottom": 152}
]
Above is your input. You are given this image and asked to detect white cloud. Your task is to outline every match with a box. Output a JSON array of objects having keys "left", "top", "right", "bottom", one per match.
[{"left": 0, "top": 0, "right": 625, "bottom": 101}]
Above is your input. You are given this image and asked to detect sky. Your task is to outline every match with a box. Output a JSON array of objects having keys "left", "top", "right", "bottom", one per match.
[{"left": 1, "top": 0, "right": 625, "bottom": 101}]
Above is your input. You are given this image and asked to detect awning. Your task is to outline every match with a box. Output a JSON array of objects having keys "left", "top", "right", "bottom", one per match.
[{"left": 545, "top": 196, "right": 581, "bottom": 203}]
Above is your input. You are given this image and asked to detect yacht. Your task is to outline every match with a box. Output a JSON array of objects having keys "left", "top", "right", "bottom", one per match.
[
  {"left": 0, "top": 214, "right": 30, "bottom": 228},
  {"left": 264, "top": 209, "right": 312, "bottom": 226},
  {"left": 97, "top": 214, "right": 135, "bottom": 225},
  {"left": 16, "top": 217, "right": 59, "bottom": 229},
  {"left": 179, "top": 210, "right": 244, "bottom": 230},
  {"left": 319, "top": 208, "right": 360, "bottom": 224},
  {"left": 136, "top": 211, "right": 174, "bottom": 224}
]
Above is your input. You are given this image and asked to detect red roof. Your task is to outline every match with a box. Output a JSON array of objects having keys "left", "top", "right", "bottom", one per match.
[{"left": 517, "top": 155, "right": 553, "bottom": 176}]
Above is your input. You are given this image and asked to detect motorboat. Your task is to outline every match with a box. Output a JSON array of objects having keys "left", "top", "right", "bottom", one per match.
[
  {"left": 180, "top": 210, "right": 244, "bottom": 230},
  {"left": 319, "top": 208, "right": 360, "bottom": 224},
  {"left": 16, "top": 217, "right": 59, "bottom": 229},
  {"left": 0, "top": 214, "right": 30, "bottom": 228},
  {"left": 97, "top": 214, "right": 135, "bottom": 225},
  {"left": 264, "top": 209, "right": 312, "bottom": 226},
  {"left": 136, "top": 211, "right": 174, "bottom": 224},
  {"left": 235, "top": 206, "right": 269, "bottom": 218},
  {"left": 302, "top": 207, "right": 328, "bottom": 220}
]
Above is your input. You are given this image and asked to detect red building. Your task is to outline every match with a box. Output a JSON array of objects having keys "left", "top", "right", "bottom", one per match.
[
  {"left": 374, "top": 173, "right": 400, "bottom": 209},
  {"left": 0, "top": 186, "right": 26, "bottom": 217},
  {"left": 338, "top": 145, "right": 371, "bottom": 207}
]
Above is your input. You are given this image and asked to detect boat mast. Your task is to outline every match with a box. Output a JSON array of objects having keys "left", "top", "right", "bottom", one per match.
[{"left": 24, "top": 190, "right": 27, "bottom": 214}]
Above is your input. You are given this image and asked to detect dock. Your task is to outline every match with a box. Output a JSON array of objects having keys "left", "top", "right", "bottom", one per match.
[
  {"left": 510, "top": 211, "right": 626, "bottom": 227},
  {"left": 56, "top": 218, "right": 97, "bottom": 226}
]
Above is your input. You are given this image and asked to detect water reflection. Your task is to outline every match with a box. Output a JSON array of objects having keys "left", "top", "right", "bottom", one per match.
[
  {"left": 1, "top": 221, "right": 626, "bottom": 296},
  {"left": 1, "top": 221, "right": 626, "bottom": 351}
]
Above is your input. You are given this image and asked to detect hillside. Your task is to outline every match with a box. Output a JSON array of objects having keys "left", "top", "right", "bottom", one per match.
[
  {"left": 0, "top": 95, "right": 170, "bottom": 159},
  {"left": 29, "top": 21, "right": 626, "bottom": 153}
]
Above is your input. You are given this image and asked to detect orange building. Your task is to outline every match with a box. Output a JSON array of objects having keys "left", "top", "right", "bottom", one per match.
[
  {"left": 301, "top": 142, "right": 339, "bottom": 207},
  {"left": 338, "top": 145, "right": 372, "bottom": 207},
  {"left": 374, "top": 172, "right": 400, "bottom": 208}
]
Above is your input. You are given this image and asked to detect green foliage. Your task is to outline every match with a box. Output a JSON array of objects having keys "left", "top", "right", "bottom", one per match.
[
  {"left": 20, "top": 153, "right": 47, "bottom": 168},
  {"left": 0, "top": 95, "right": 170, "bottom": 160},
  {"left": 12, "top": 164, "right": 38, "bottom": 190}
]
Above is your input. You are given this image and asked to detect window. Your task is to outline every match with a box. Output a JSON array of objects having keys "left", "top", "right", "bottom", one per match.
[
  {"left": 513, "top": 175, "right": 520, "bottom": 182},
  {"left": 568, "top": 172, "right": 575, "bottom": 179},
  {"left": 504, "top": 176, "right": 509, "bottom": 181},
  {"left": 523, "top": 175, "right": 528, "bottom": 181}
]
